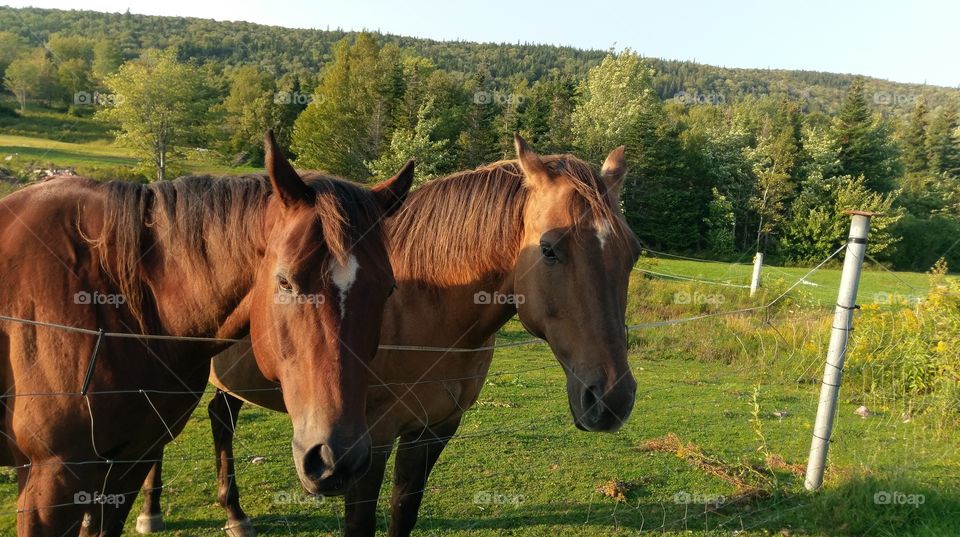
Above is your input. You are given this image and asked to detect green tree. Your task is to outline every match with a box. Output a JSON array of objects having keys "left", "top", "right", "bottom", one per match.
[
  {"left": 367, "top": 98, "right": 449, "bottom": 185},
  {"left": 292, "top": 34, "right": 401, "bottom": 179},
  {"left": 3, "top": 54, "right": 38, "bottom": 111},
  {"left": 832, "top": 78, "right": 901, "bottom": 192},
  {"left": 926, "top": 102, "right": 960, "bottom": 177},
  {"left": 704, "top": 187, "right": 736, "bottom": 255},
  {"left": 573, "top": 51, "right": 692, "bottom": 249},
  {"left": 0, "top": 31, "right": 27, "bottom": 78},
  {"left": 96, "top": 49, "right": 214, "bottom": 181},
  {"left": 92, "top": 39, "right": 123, "bottom": 81},
  {"left": 746, "top": 99, "right": 802, "bottom": 251},
  {"left": 902, "top": 97, "right": 929, "bottom": 173},
  {"left": 456, "top": 69, "right": 501, "bottom": 169},
  {"left": 780, "top": 174, "right": 903, "bottom": 262},
  {"left": 222, "top": 65, "right": 277, "bottom": 164}
]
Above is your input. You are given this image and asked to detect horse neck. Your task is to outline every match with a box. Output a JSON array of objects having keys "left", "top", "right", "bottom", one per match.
[{"left": 389, "top": 224, "right": 523, "bottom": 348}]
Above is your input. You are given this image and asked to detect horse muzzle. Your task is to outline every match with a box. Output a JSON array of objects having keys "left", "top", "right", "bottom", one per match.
[
  {"left": 570, "top": 375, "right": 637, "bottom": 432},
  {"left": 292, "top": 433, "right": 372, "bottom": 496}
]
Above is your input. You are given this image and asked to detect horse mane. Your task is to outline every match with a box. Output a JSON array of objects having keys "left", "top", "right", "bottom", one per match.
[
  {"left": 88, "top": 173, "right": 382, "bottom": 328},
  {"left": 388, "top": 154, "right": 630, "bottom": 287}
]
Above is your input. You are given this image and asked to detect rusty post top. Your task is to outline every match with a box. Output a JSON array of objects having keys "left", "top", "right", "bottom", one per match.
[{"left": 843, "top": 210, "right": 880, "bottom": 217}]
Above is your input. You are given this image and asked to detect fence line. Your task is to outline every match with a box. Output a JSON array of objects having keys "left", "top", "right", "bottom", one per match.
[
  {"left": 0, "top": 241, "right": 894, "bottom": 530},
  {"left": 632, "top": 267, "right": 752, "bottom": 289}
]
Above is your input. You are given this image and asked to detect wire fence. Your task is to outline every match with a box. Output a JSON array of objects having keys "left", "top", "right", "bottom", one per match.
[{"left": 0, "top": 243, "right": 957, "bottom": 534}]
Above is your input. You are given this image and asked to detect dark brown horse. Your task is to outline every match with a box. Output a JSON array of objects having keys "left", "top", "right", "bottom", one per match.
[
  {"left": 138, "top": 135, "right": 640, "bottom": 536},
  {"left": 0, "top": 132, "right": 413, "bottom": 536}
]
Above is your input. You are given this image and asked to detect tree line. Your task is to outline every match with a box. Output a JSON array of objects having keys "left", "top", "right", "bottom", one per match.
[{"left": 0, "top": 9, "right": 958, "bottom": 272}]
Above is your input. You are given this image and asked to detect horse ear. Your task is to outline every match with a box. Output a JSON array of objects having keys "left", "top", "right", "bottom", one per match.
[
  {"left": 371, "top": 159, "right": 415, "bottom": 217},
  {"left": 601, "top": 146, "right": 627, "bottom": 199},
  {"left": 265, "top": 129, "right": 311, "bottom": 207},
  {"left": 514, "top": 133, "right": 551, "bottom": 188}
]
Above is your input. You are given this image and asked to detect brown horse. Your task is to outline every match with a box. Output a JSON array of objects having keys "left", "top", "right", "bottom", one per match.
[
  {"left": 138, "top": 135, "right": 640, "bottom": 536},
  {"left": 0, "top": 132, "right": 413, "bottom": 536}
]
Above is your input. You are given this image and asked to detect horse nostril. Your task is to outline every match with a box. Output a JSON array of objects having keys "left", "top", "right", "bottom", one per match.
[
  {"left": 302, "top": 444, "right": 328, "bottom": 480},
  {"left": 581, "top": 385, "right": 604, "bottom": 421}
]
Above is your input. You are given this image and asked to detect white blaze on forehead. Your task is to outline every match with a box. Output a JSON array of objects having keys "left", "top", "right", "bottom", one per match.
[
  {"left": 329, "top": 254, "right": 359, "bottom": 317},
  {"left": 596, "top": 221, "right": 611, "bottom": 250}
]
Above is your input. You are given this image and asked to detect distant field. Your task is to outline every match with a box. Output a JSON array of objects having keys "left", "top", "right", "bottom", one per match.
[
  {"left": 0, "top": 133, "right": 260, "bottom": 180},
  {"left": 637, "top": 255, "right": 936, "bottom": 306}
]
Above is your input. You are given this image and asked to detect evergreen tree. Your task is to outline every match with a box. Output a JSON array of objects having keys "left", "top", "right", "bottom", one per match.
[
  {"left": 832, "top": 78, "right": 901, "bottom": 192},
  {"left": 903, "top": 96, "right": 929, "bottom": 173},
  {"left": 926, "top": 102, "right": 960, "bottom": 178}
]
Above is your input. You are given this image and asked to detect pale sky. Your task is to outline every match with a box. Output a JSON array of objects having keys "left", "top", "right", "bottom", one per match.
[{"left": 3, "top": 0, "right": 958, "bottom": 87}]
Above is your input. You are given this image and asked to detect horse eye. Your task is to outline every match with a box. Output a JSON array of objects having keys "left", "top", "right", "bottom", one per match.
[
  {"left": 387, "top": 283, "right": 398, "bottom": 297},
  {"left": 540, "top": 243, "right": 559, "bottom": 265},
  {"left": 277, "top": 275, "right": 293, "bottom": 293}
]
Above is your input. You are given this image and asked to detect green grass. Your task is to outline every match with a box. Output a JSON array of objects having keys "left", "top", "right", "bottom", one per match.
[
  {"left": 0, "top": 102, "right": 112, "bottom": 144},
  {"left": 0, "top": 133, "right": 259, "bottom": 181},
  {"left": 1, "top": 261, "right": 955, "bottom": 536}
]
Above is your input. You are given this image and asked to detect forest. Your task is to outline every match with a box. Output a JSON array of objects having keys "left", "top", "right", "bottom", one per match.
[{"left": 1, "top": 5, "right": 959, "bottom": 270}]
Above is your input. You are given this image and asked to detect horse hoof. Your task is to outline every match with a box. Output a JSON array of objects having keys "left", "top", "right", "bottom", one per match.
[
  {"left": 224, "top": 518, "right": 256, "bottom": 537},
  {"left": 135, "top": 513, "right": 166, "bottom": 534}
]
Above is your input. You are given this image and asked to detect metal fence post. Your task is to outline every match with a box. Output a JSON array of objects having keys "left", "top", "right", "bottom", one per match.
[
  {"left": 804, "top": 210, "right": 873, "bottom": 491},
  {"left": 750, "top": 252, "right": 764, "bottom": 297}
]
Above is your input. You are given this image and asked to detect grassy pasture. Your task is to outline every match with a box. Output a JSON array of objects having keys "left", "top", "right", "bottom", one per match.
[{"left": 0, "top": 256, "right": 955, "bottom": 536}]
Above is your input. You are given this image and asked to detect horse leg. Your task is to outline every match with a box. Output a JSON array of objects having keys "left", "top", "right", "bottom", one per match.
[
  {"left": 209, "top": 390, "right": 254, "bottom": 537},
  {"left": 343, "top": 441, "right": 393, "bottom": 537},
  {"left": 17, "top": 462, "right": 87, "bottom": 536},
  {"left": 135, "top": 458, "right": 165, "bottom": 533},
  {"left": 77, "top": 461, "right": 152, "bottom": 537},
  {"left": 387, "top": 419, "right": 461, "bottom": 537}
]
